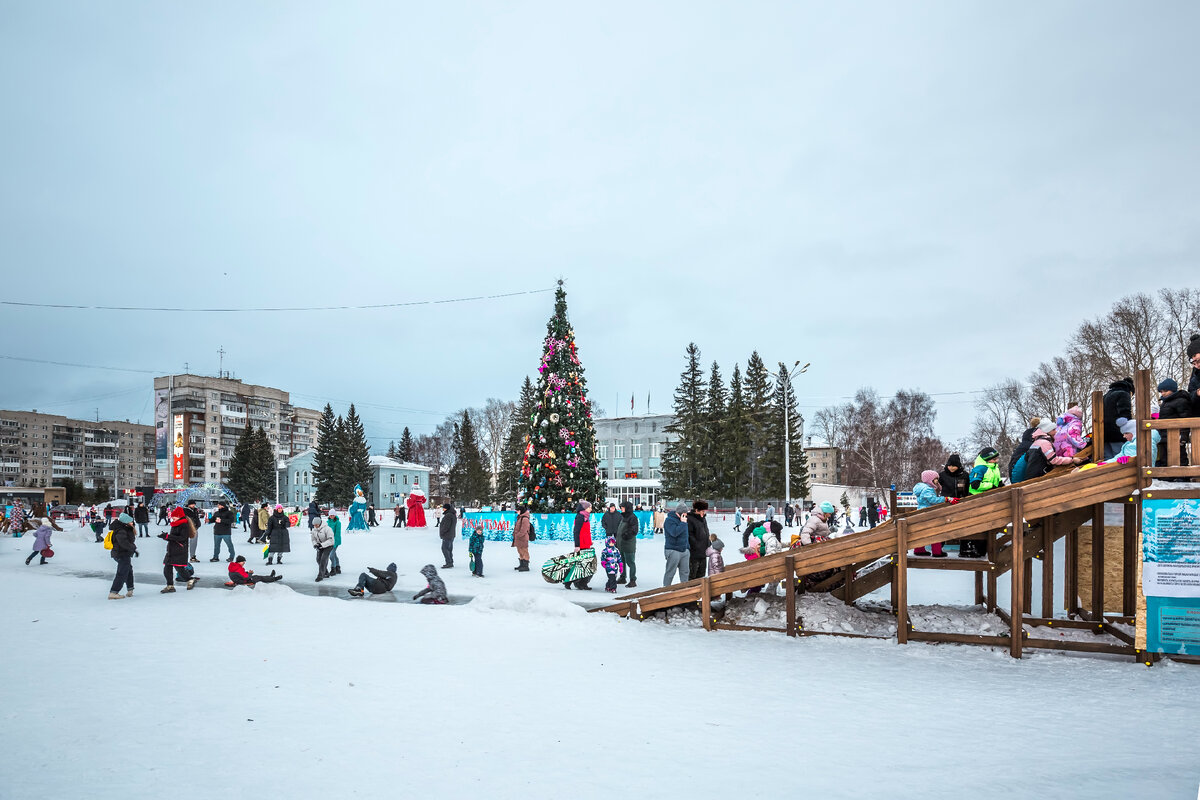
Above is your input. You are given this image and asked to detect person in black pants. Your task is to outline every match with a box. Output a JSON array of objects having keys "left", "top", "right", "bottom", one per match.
[
  {"left": 687, "top": 500, "right": 711, "bottom": 581},
  {"left": 108, "top": 513, "right": 138, "bottom": 599},
  {"left": 133, "top": 501, "right": 150, "bottom": 537},
  {"left": 348, "top": 563, "right": 398, "bottom": 597},
  {"left": 438, "top": 503, "right": 457, "bottom": 568}
]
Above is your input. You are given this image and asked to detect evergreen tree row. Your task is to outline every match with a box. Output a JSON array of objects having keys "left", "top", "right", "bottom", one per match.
[
  {"left": 448, "top": 410, "right": 490, "bottom": 505},
  {"left": 385, "top": 428, "right": 415, "bottom": 463},
  {"left": 226, "top": 425, "right": 277, "bottom": 504},
  {"left": 311, "top": 403, "right": 373, "bottom": 506},
  {"left": 660, "top": 344, "right": 808, "bottom": 502}
]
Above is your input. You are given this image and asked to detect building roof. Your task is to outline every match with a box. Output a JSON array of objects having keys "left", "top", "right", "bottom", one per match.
[{"left": 368, "top": 455, "right": 430, "bottom": 471}]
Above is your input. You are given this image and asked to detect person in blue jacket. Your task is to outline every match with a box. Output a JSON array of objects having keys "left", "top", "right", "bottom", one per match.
[
  {"left": 912, "top": 470, "right": 950, "bottom": 558},
  {"left": 662, "top": 503, "right": 689, "bottom": 586}
]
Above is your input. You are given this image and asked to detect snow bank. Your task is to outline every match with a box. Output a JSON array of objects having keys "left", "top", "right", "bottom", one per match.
[{"left": 469, "top": 591, "right": 587, "bottom": 618}]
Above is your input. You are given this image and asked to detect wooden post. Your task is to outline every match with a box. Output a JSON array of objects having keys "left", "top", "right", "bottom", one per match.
[
  {"left": 1091, "top": 503, "right": 1105, "bottom": 622},
  {"left": 1042, "top": 516, "right": 1056, "bottom": 619},
  {"left": 896, "top": 519, "right": 909, "bottom": 644},
  {"left": 843, "top": 564, "right": 854, "bottom": 606},
  {"left": 975, "top": 570, "right": 984, "bottom": 606},
  {"left": 1091, "top": 389, "right": 1105, "bottom": 462},
  {"left": 1065, "top": 526, "right": 1078, "bottom": 617},
  {"left": 1023, "top": 551, "right": 1034, "bottom": 615},
  {"left": 986, "top": 530, "right": 998, "bottom": 612},
  {"left": 1010, "top": 489, "right": 1025, "bottom": 658},
  {"left": 785, "top": 553, "right": 797, "bottom": 637},
  {"left": 1123, "top": 501, "right": 1137, "bottom": 617},
  {"left": 701, "top": 576, "right": 712, "bottom": 631}
]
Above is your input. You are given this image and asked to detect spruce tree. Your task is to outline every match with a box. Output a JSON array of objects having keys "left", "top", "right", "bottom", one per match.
[
  {"left": 515, "top": 281, "right": 604, "bottom": 512},
  {"left": 312, "top": 404, "right": 338, "bottom": 504},
  {"left": 386, "top": 441, "right": 398, "bottom": 459},
  {"left": 226, "top": 424, "right": 255, "bottom": 503},
  {"left": 331, "top": 416, "right": 349, "bottom": 503},
  {"left": 498, "top": 376, "right": 536, "bottom": 504},
  {"left": 699, "top": 361, "right": 726, "bottom": 497},
  {"left": 398, "top": 427, "right": 415, "bottom": 462},
  {"left": 660, "top": 343, "right": 707, "bottom": 500},
  {"left": 724, "top": 364, "right": 750, "bottom": 502},
  {"left": 343, "top": 404, "right": 372, "bottom": 502},
  {"left": 743, "top": 351, "right": 773, "bottom": 499},
  {"left": 250, "top": 426, "right": 276, "bottom": 503},
  {"left": 449, "top": 410, "right": 489, "bottom": 504}
]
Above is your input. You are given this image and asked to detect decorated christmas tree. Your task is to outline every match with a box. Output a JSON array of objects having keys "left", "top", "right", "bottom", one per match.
[{"left": 515, "top": 281, "right": 605, "bottom": 512}]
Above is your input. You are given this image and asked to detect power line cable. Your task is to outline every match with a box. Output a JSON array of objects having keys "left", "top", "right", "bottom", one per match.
[{"left": 1, "top": 287, "right": 554, "bottom": 313}]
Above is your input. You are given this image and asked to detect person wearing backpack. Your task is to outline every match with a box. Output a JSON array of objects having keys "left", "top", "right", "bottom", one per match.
[
  {"left": 969, "top": 447, "right": 1003, "bottom": 495},
  {"left": 1007, "top": 418, "right": 1039, "bottom": 482},
  {"left": 108, "top": 512, "right": 138, "bottom": 599},
  {"left": 1015, "top": 420, "right": 1084, "bottom": 483}
]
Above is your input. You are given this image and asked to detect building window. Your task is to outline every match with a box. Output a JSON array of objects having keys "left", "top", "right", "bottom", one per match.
[
  {"left": 597, "top": 445, "right": 608, "bottom": 460},
  {"left": 650, "top": 443, "right": 660, "bottom": 458},
  {"left": 295, "top": 471, "right": 300, "bottom": 483},
  {"left": 614, "top": 444, "right": 625, "bottom": 459},
  {"left": 303, "top": 470, "right": 308, "bottom": 484},
  {"left": 631, "top": 444, "right": 642, "bottom": 458},
  {"left": 389, "top": 474, "right": 395, "bottom": 484}
]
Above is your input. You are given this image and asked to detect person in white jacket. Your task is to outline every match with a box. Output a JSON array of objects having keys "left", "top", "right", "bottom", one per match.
[{"left": 311, "top": 516, "right": 335, "bottom": 582}]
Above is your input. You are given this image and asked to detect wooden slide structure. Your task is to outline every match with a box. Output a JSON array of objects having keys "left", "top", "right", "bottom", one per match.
[{"left": 593, "top": 370, "right": 1200, "bottom": 664}]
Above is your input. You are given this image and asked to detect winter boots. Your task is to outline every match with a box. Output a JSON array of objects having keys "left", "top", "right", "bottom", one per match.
[
  {"left": 514, "top": 560, "right": 530, "bottom": 572},
  {"left": 161, "top": 585, "right": 176, "bottom": 594},
  {"left": 125, "top": 589, "right": 134, "bottom": 597},
  {"left": 108, "top": 592, "right": 123, "bottom": 600},
  {"left": 186, "top": 577, "right": 198, "bottom": 590},
  {"left": 348, "top": 587, "right": 365, "bottom": 597},
  {"left": 25, "top": 552, "right": 35, "bottom": 565},
  {"left": 627, "top": 581, "right": 638, "bottom": 589}
]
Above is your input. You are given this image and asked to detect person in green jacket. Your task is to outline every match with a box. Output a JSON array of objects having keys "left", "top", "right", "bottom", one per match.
[
  {"left": 326, "top": 509, "right": 343, "bottom": 575},
  {"left": 968, "top": 447, "right": 1003, "bottom": 495}
]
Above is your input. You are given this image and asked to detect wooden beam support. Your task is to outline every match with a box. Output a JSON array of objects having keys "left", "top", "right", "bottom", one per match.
[
  {"left": 986, "top": 530, "right": 998, "bottom": 612},
  {"left": 896, "top": 519, "right": 909, "bottom": 645},
  {"left": 975, "top": 570, "right": 984, "bottom": 606},
  {"left": 907, "top": 556, "right": 992, "bottom": 571},
  {"left": 785, "top": 554, "right": 797, "bottom": 637},
  {"left": 1065, "top": 525, "right": 1078, "bottom": 618},
  {"left": 1041, "top": 515, "right": 1055, "bottom": 619},
  {"left": 701, "top": 576, "right": 712, "bottom": 631},
  {"left": 909, "top": 629, "right": 1011, "bottom": 647},
  {"left": 1123, "top": 501, "right": 1136, "bottom": 617},
  {"left": 842, "top": 563, "right": 854, "bottom": 605},
  {"left": 1010, "top": 489, "right": 1025, "bottom": 659},
  {"left": 1091, "top": 503, "right": 1105, "bottom": 621}
]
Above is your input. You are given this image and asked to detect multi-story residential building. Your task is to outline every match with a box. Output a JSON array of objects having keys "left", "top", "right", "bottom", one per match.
[
  {"left": 592, "top": 413, "right": 676, "bottom": 508},
  {"left": 803, "top": 443, "right": 841, "bottom": 485},
  {"left": 0, "top": 409, "right": 155, "bottom": 495},
  {"left": 153, "top": 374, "right": 322, "bottom": 486},
  {"left": 278, "top": 450, "right": 431, "bottom": 508}
]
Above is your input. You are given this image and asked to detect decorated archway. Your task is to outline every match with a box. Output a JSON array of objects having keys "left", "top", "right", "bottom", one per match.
[{"left": 149, "top": 483, "right": 239, "bottom": 508}]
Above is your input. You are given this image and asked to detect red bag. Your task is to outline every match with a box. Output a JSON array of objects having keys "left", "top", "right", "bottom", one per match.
[{"left": 41, "top": 547, "right": 54, "bottom": 558}]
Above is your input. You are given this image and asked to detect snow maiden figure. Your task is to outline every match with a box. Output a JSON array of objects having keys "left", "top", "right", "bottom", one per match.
[
  {"left": 347, "top": 485, "right": 369, "bottom": 531},
  {"left": 406, "top": 483, "right": 427, "bottom": 528}
]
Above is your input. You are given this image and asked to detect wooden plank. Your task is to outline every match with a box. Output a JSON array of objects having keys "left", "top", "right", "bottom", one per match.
[
  {"left": 896, "top": 519, "right": 909, "bottom": 645},
  {"left": 1103, "top": 623, "right": 1135, "bottom": 646},
  {"left": 1065, "top": 526, "right": 1077, "bottom": 617},
  {"left": 1023, "top": 616, "right": 1103, "bottom": 631},
  {"left": 842, "top": 564, "right": 854, "bottom": 606},
  {"left": 785, "top": 554, "right": 797, "bottom": 637},
  {"left": 907, "top": 556, "right": 992, "bottom": 571},
  {"left": 1024, "top": 638, "right": 1134, "bottom": 656},
  {"left": 1091, "top": 502, "right": 1104, "bottom": 620},
  {"left": 1167, "top": 429, "right": 1182, "bottom": 466},
  {"left": 846, "top": 562, "right": 894, "bottom": 603},
  {"left": 975, "top": 570, "right": 984, "bottom": 606},
  {"left": 1011, "top": 489, "right": 1025, "bottom": 658},
  {"left": 710, "top": 622, "right": 789, "bottom": 634},
  {"left": 1042, "top": 516, "right": 1055, "bottom": 619},
  {"left": 1092, "top": 389, "right": 1105, "bottom": 463},
  {"left": 701, "top": 576, "right": 712, "bottom": 631},
  {"left": 908, "top": 629, "right": 1010, "bottom": 647},
  {"left": 797, "top": 630, "right": 890, "bottom": 640},
  {"left": 1147, "top": 465, "right": 1200, "bottom": 478},
  {"left": 986, "top": 530, "right": 998, "bottom": 612},
  {"left": 1123, "top": 502, "right": 1136, "bottom": 617},
  {"left": 1141, "top": 417, "right": 1197, "bottom": 430}
]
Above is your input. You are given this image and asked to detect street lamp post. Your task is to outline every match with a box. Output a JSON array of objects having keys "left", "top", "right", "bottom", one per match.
[{"left": 767, "top": 361, "right": 810, "bottom": 512}]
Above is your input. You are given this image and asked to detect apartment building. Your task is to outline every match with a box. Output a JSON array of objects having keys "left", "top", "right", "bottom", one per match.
[
  {"left": 803, "top": 444, "right": 841, "bottom": 485},
  {"left": 0, "top": 409, "right": 155, "bottom": 493},
  {"left": 153, "top": 374, "right": 322, "bottom": 486}
]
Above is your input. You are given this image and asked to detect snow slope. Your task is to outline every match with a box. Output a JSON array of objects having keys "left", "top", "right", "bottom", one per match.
[{"left": 2, "top": 511, "right": 1198, "bottom": 799}]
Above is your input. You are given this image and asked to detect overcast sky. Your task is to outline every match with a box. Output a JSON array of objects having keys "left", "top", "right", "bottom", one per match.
[{"left": 2, "top": 2, "right": 1197, "bottom": 447}]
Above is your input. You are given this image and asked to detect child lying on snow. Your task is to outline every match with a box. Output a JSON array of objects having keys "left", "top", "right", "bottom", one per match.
[
  {"left": 228, "top": 555, "right": 282, "bottom": 587},
  {"left": 413, "top": 564, "right": 448, "bottom": 604}
]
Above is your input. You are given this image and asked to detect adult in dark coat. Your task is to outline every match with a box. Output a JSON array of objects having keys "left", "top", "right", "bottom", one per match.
[
  {"left": 307, "top": 500, "right": 320, "bottom": 530},
  {"left": 687, "top": 500, "right": 711, "bottom": 581},
  {"left": 940, "top": 454, "right": 981, "bottom": 556},
  {"left": 616, "top": 501, "right": 639, "bottom": 588},
  {"left": 1102, "top": 377, "right": 1135, "bottom": 459},
  {"left": 133, "top": 502, "right": 150, "bottom": 537},
  {"left": 1156, "top": 378, "right": 1192, "bottom": 468},
  {"left": 368, "top": 505, "right": 378, "bottom": 527},
  {"left": 866, "top": 500, "right": 878, "bottom": 528},
  {"left": 108, "top": 513, "right": 138, "bottom": 598},
  {"left": 784, "top": 503, "right": 795, "bottom": 527},
  {"left": 349, "top": 563, "right": 399, "bottom": 597},
  {"left": 241, "top": 502, "right": 253, "bottom": 533},
  {"left": 266, "top": 505, "right": 291, "bottom": 565},
  {"left": 1007, "top": 423, "right": 1038, "bottom": 482},
  {"left": 210, "top": 500, "right": 237, "bottom": 562},
  {"left": 600, "top": 503, "right": 621, "bottom": 542},
  {"left": 183, "top": 499, "right": 203, "bottom": 563},
  {"left": 438, "top": 503, "right": 457, "bottom": 568},
  {"left": 159, "top": 507, "right": 196, "bottom": 592},
  {"left": 1187, "top": 334, "right": 1200, "bottom": 417}
]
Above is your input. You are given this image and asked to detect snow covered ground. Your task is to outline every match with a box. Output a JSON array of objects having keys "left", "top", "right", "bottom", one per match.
[{"left": 2, "top": 510, "right": 1198, "bottom": 799}]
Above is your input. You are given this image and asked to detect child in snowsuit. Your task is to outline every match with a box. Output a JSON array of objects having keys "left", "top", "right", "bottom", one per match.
[
  {"left": 228, "top": 556, "right": 282, "bottom": 587},
  {"left": 348, "top": 563, "right": 398, "bottom": 597},
  {"left": 706, "top": 536, "right": 725, "bottom": 575},
  {"left": 601, "top": 536, "right": 625, "bottom": 592},
  {"left": 1054, "top": 406, "right": 1089, "bottom": 459},
  {"left": 912, "top": 471, "right": 948, "bottom": 557},
  {"left": 413, "top": 564, "right": 448, "bottom": 604},
  {"left": 25, "top": 519, "right": 53, "bottom": 565},
  {"left": 469, "top": 526, "right": 485, "bottom": 577}
]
